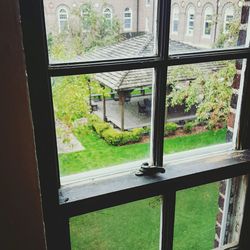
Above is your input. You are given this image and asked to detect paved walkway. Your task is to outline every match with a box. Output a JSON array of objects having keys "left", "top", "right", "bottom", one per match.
[{"left": 56, "top": 119, "right": 84, "bottom": 154}]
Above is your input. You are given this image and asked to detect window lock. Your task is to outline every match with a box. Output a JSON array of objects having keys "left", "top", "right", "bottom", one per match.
[{"left": 135, "top": 162, "right": 165, "bottom": 176}]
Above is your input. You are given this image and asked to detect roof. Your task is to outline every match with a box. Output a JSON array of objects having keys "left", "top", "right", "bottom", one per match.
[{"left": 82, "top": 34, "right": 225, "bottom": 91}]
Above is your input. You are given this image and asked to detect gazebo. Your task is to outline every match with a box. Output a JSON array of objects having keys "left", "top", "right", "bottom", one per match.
[{"left": 82, "top": 34, "right": 226, "bottom": 130}]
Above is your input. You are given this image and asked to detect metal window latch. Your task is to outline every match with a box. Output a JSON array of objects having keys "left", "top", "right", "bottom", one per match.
[{"left": 135, "top": 162, "right": 165, "bottom": 176}]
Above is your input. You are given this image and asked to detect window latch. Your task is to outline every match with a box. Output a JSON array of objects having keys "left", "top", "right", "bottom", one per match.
[{"left": 135, "top": 162, "right": 165, "bottom": 176}]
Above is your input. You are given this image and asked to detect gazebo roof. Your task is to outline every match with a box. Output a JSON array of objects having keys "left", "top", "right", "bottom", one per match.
[{"left": 82, "top": 34, "right": 225, "bottom": 91}]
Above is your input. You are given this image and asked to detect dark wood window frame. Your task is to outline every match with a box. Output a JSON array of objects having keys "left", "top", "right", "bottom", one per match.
[{"left": 19, "top": 0, "right": 250, "bottom": 249}]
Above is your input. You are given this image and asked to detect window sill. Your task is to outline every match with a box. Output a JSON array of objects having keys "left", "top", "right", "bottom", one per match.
[{"left": 59, "top": 145, "right": 250, "bottom": 217}]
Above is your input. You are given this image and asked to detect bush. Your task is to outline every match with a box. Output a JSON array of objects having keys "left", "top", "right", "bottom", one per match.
[
  {"left": 102, "top": 128, "right": 124, "bottom": 146},
  {"left": 93, "top": 122, "right": 110, "bottom": 135},
  {"left": 183, "top": 122, "right": 194, "bottom": 133},
  {"left": 164, "top": 122, "right": 178, "bottom": 136}
]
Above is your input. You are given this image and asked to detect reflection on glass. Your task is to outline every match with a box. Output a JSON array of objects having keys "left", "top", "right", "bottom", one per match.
[
  {"left": 52, "top": 69, "right": 154, "bottom": 176},
  {"left": 70, "top": 197, "right": 161, "bottom": 250},
  {"left": 170, "top": 1, "right": 248, "bottom": 54},
  {"left": 43, "top": 0, "right": 158, "bottom": 63},
  {"left": 164, "top": 60, "right": 245, "bottom": 155}
]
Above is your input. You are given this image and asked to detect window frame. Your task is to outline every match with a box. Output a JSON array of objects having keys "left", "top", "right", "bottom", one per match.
[
  {"left": 203, "top": 6, "right": 213, "bottom": 38},
  {"left": 20, "top": 0, "right": 250, "bottom": 250},
  {"left": 123, "top": 7, "right": 132, "bottom": 31},
  {"left": 186, "top": 5, "right": 195, "bottom": 36},
  {"left": 57, "top": 6, "right": 69, "bottom": 33}
]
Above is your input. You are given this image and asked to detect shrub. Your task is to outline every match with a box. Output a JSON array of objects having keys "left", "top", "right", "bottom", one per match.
[
  {"left": 164, "top": 122, "right": 178, "bottom": 136},
  {"left": 183, "top": 122, "right": 194, "bottom": 133},
  {"left": 102, "top": 128, "right": 124, "bottom": 146},
  {"left": 93, "top": 122, "right": 110, "bottom": 135}
]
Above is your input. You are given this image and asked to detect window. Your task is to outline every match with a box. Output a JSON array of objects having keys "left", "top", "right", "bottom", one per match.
[
  {"left": 224, "top": 6, "right": 234, "bottom": 33},
  {"left": 103, "top": 7, "right": 112, "bottom": 27},
  {"left": 203, "top": 6, "right": 213, "bottom": 37},
  {"left": 146, "top": 0, "right": 150, "bottom": 7},
  {"left": 20, "top": 0, "right": 250, "bottom": 249},
  {"left": 58, "top": 6, "right": 69, "bottom": 33},
  {"left": 124, "top": 8, "right": 132, "bottom": 31},
  {"left": 81, "top": 4, "right": 90, "bottom": 32},
  {"left": 145, "top": 17, "right": 149, "bottom": 32},
  {"left": 172, "top": 6, "right": 179, "bottom": 33},
  {"left": 187, "top": 6, "right": 195, "bottom": 35}
]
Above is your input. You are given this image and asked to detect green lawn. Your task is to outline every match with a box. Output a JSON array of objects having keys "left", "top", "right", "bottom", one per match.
[
  {"left": 70, "top": 183, "right": 219, "bottom": 250},
  {"left": 61, "top": 127, "right": 225, "bottom": 250},
  {"left": 59, "top": 127, "right": 227, "bottom": 176}
]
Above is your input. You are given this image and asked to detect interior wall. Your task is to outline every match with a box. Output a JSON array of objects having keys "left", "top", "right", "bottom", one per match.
[{"left": 0, "top": 0, "right": 47, "bottom": 249}]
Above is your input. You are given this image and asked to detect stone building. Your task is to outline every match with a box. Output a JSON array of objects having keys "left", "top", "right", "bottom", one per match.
[{"left": 43, "top": 0, "right": 241, "bottom": 48}]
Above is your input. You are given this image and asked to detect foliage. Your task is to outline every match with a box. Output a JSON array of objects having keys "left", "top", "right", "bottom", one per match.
[
  {"left": 48, "top": 3, "right": 121, "bottom": 61},
  {"left": 183, "top": 122, "right": 194, "bottom": 133},
  {"left": 53, "top": 76, "right": 107, "bottom": 125},
  {"left": 89, "top": 115, "right": 144, "bottom": 146},
  {"left": 164, "top": 122, "right": 178, "bottom": 136},
  {"left": 167, "top": 62, "right": 235, "bottom": 129}
]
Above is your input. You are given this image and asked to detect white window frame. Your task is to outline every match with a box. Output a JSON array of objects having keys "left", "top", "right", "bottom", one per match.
[
  {"left": 224, "top": 6, "right": 234, "bottom": 33},
  {"left": 172, "top": 6, "right": 179, "bottom": 34},
  {"left": 57, "top": 6, "right": 69, "bottom": 33},
  {"left": 203, "top": 6, "right": 213, "bottom": 38},
  {"left": 103, "top": 7, "right": 113, "bottom": 26},
  {"left": 186, "top": 6, "right": 195, "bottom": 36},
  {"left": 124, "top": 7, "right": 132, "bottom": 31}
]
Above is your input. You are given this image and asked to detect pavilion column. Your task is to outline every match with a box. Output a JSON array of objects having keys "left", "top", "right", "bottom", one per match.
[
  {"left": 118, "top": 91, "right": 125, "bottom": 131},
  {"left": 102, "top": 94, "right": 107, "bottom": 122}
]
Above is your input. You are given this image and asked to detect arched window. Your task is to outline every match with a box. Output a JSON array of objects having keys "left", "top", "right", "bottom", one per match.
[
  {"left": 58, "top": 7, "right": 69, "bottom": 33},
  {"left": 81, "top": 4, "right": 90, "bottom": 32},
  {"left": 172, "top": 6, "right": 179, "bottom": 33},
  {"left": 103, "top": 7, "right": 112, "bottom": 26},
  {"left": 224, "top": 6, "right": 234, "bottom": 33},
  {"left": 187, "top": 6, "right": 195, "bottom": 35},
  {"left": 203, "top": 6, "right": 213, "bottom": 37},
  {"left": 124, "top": 8, "right": 132, "bottom": 31}
]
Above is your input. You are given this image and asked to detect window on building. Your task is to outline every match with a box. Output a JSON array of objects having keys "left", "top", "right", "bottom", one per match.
[
  {"left": 20, "top": 0, "right": 250, "bottom": 249},
  {"left": 124, "top": 7, "right": 132, "bottom": 31},
  {"left": 203, "top": 6, "right": 213, "bottom": 37},
  {"left": 103, "top": 7, "right": 112, "bottom": 27},
  {"left": 145, "top": 17, "right": 149, "bottom": 32},
  {"left": 81, "top": 4, "right": 90, "bottom": 32},
  {"left": 187, "top": 6, "right": 195, "bottom": 35},
  {"left": 146, "top": 0, "right": 151, "bottom": 7},
  {"left": 58, "top": 7, "right": 69, "bottom": 33},
  {"left": 172, "top": 6, "right": 179, "bottom": 33},
  {"left": 224, "top": 6, "right": 234, "bottom": 33}
]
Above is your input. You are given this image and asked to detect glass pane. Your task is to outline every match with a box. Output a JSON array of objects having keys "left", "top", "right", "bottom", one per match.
[
  {"left": 43, "top": 0, "right": 158, "bottom": 63},
  {"left": 70, "top": 197, "right": 161, "bottom": 250},
  {"left": 164, "top": 59, "right": 246, "bottom": 155},
  {"left": 173, "top": 178, "right": 246, "bottom": 249},
  {"left": 169, "top": 2, "right": 249, "bottom": 54},
  {"left": 51, "top": 69, "right": 154, "bottom": 177}
]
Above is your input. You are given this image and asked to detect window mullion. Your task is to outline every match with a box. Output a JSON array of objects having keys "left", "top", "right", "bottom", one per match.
[{"left": 160, "top": 192, "right": 176, "bottom": 250}]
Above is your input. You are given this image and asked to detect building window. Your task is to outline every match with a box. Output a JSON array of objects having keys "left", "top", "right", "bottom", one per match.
[
  {"left": 203, "top": 6, "right": 213, "bottom": 37},
  {"left": 224, "top": 6, "right": 234, "bottom": 33},
  {"left": 58, "top": 7, "right": 69, "bottom": 33},
  {"left": 146, "top": 0, "right": 151, "bottom": 7},
  {"left": 187, "top": 6, "right": 195, "bottom": 35},
  {"left": 103, "top": 7, "right": 112, "bottom": 26},
  {"left": 124, "top": 8, "right": 132, "bottom": 31},
  {"left": 20, "top": 1, "right": 250, "bottom": 249},
  {"left": 145, "top": 17, "right": 149, "bottom": 32},
  {"left": 81, "top": 4, "right": 90, "bottom": 32},
  {"left": 172, "top": 6, "right": 179, "bottom": 33}
]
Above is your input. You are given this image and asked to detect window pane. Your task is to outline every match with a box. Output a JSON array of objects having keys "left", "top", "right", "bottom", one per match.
[
  {"left": 43, "top": 0, "right": 158, "bottom": 63},
  {"left": 70, "top": 197, "right": 161, "bottom": 250},
  {"left": 169, "top": 2, "right": 249, "bottom": 54},
  {"left": 164, "top": 59, "right": 246, "bottom": 155},
  {"left": 51, "top": 69, "right": 154, "bottom": 177},
  {"left": 173, "top": 177, "right": 247, "bottom": 249}
]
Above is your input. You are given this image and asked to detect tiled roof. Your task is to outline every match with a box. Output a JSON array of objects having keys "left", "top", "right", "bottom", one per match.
[{"left": 81, "top": 34, "right": 225, "bottom": 90}]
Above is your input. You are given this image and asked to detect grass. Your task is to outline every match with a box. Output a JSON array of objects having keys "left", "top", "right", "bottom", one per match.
[
  {"left": 59, "top": 127, "right": 227, "bottom": 176},
  {"left": 70, "top": 183, "right": 219, "bottom": 250},
  {"left": 61, "top": 126, "right": 226, "bottom": 249}
]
